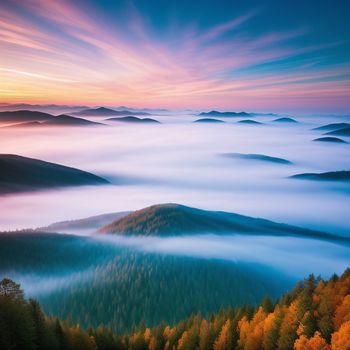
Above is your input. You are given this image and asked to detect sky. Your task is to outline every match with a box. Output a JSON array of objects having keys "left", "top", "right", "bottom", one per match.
[{"left": 0, "top": 0, "right": 349, "bottom": 112}]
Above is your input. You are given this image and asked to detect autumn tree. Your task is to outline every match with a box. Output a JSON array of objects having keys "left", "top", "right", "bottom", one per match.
[
  {"left": 213, "top": 319, "right": 233, "bottom": 350},
  {"left": 294, "top": 331, "right": 330, "bottom": 350},
  {"left": 331, "top": 320, "right": 350, "bottom": 350},
  {"left": 199, "top": 319, "right": 215, "bottom": 350},
  {"left": 333, "top": 295, "right": 350, "bottom": 330},
  {"left": 277, "top": 302, "right": 299, "bottom": 350}
]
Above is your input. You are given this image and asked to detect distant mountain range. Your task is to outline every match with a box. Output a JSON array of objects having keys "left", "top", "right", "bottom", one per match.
[
  {"left": 0, "top": 103, "right": 89, "bottom": 114},
  {"left": 0, "top": 103, "right": 169, "bottom": 114},
  {"left": 98, "top": 203, "right": 348, "bottom": 243},
  {"left": 106, "top": 116, "right": 160, "bottom": 123},
  {"left": 0, "top": 110, "right": 102, "bottom": 126},
  {"left": 198, "top": 110, "right": 251, "bottom": 117},
  {"left": 0, "top": 154, "right": 108, "bottom": 194},
  {"left": 74, "top": 107, "right": 151, "bottom": 116},
  {"left": 111, "top": 106, "right": 169, "bottom": 113}
]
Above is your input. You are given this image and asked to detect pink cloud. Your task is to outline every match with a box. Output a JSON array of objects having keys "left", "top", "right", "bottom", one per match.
[{"left": 0, "top": 0, "right": 348, "bottom": 111}]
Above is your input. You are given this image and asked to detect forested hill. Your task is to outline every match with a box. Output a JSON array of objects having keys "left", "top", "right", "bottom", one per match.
[
  {"left": 99, "top": 203, "right": 349, "bottom": 243},
  {"left": 0, "top": 154, "right": 109, "bottom": 194},
  {"left": 1, "top": 269, "right": 349, "bottom": 350}
]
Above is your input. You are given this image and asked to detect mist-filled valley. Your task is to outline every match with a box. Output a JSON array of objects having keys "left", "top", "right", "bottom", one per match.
[
  {"left": 0, "top": 109, "right": 349, "bottom": 337},
  {"left": 1, "top": 1, "right": 350, "bottom": 348},
  {"left": 0, "top": 112, "right": 349, "bottom": 234}
]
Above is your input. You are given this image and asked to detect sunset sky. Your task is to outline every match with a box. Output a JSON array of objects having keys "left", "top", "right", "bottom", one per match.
[{"left": 0, "top": 0, "right": 349, "bottom": 112}]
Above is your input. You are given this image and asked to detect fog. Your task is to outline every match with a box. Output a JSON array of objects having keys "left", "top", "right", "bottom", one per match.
[
  {"left": 93, "top": 234, "right": 350, "bottom": 279},
  {"left": 0, "top": 112, "right": 349, "bottom": 235},
  {"left": 5, "top": 233, "right": 350, "bottom": 298}
]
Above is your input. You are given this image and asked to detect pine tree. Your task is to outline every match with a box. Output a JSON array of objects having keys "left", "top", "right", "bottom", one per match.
[
  {"left": 29, "top": 299, "right": 58, "bottom": 350},
  {"left": 277, "top": 302, "right": 299, "bottom": 350},
  {"left": 261, "top": 297, "right": 274, "bottom": 313},
  {"left": 54, "top": 319, "right": 68, "bottom": 350}
]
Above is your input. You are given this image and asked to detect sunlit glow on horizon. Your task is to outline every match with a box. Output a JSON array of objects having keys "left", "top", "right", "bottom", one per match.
[{"left": 0, "top": 0, "right": 349, "bottom": 112}]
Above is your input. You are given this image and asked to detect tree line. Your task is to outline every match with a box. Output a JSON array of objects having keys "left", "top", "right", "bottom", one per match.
[{"left": 0, "top": 268, "right": 349, "bottom": 350}]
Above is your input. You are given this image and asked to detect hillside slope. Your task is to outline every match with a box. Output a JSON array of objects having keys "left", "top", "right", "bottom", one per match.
[
  {"left": 1, "top": 267, "right": 349, "bottom": 349},
  {"left": 0, "top": 154, "right": 108, "bottom": 194},
  {"left": 99, "top": 203, "right": 348, "bottom": 243},
  {"left": 0, "top": 110, "right": 55, "bottom": 122}
]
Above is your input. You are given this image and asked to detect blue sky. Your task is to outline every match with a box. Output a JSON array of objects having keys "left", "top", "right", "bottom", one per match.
[{"left": 0, "top": 0, "right": 349, "bottom": 112}]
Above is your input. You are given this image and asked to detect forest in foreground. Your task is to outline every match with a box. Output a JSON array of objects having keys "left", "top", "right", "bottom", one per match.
[{"left": 1, "top": 268, "right": 349, "bottom": 350}]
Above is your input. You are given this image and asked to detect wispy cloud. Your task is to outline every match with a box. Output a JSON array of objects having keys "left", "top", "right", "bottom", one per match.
[
  {"left": 0, "top": 0, "right": 349, "bottom": 110},
  {"left": 0, "top": 68, "right": 79, "bottom": 83}
]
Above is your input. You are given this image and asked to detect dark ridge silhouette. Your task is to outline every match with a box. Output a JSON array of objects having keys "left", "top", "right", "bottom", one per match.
[
  {"left": 194, "top": 118, "right": 225, "bottom": 123},
  {"left": 43, "top": 114, "right": 103, "bottom": 126},
  {"left": 0, "top": 110, "right": 55, "bottom": 122},
  {"left": 113, "top": 106, "right": 169, "bottom": 113},
  {"left": 222, "top": 153, "right": 292, "bottom": 164},
  {"left": 272, "top": 117, "right": 298, "bottom": 123},
  {"left": 0, "top": 154, "right": 109, "bottom": 194},
  {"left": 291, "top": 170, "right": 350, "bottom": 182},
  {"left": 36, "top": 211, "right": 131, "bottom": 233},
  {"left": 99, "top": 203, "right": 348, "bottom": 243},
  {"left": 199, "top": 110, "right": 251, "bottom": 117},
  {"left": 313, "top": 137, "right": 347, "bottom": 143},
  {"left": 2, "top": 115, "right": 102, "bottom": 128},
  {"left": 106, "top": 116, "right": 160, "bottom": 123},
  {"left": 73, "top": 107, "right": 118, "bottom": 115},
  {"left": 325, "top": 127, "right": 350, "bottom": 136},
  {"left": 75, "top": 107, "right": 151, "bottom": 116},
  {"left": 313, "top": 122, "right": 350, "bottom": 131},
  {"left": 250, "top": 112, "right": 279, "bottom": 116},
  {"left": 237, "top": 119, "right": 264, "bottom": 125},
  {"left": 0, "top": 103, "right": 89, "bottom": 113}
]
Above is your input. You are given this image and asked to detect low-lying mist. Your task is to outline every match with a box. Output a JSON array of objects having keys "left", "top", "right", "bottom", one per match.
[
  {"left": 0, "top": 113, "right": 349, "bottom": 235},
  {"left": 2, "top": 233, "right": 349, "bottom": 299},
  {"left": 93, "top": 234, "right": 350, "bottom": 279}
]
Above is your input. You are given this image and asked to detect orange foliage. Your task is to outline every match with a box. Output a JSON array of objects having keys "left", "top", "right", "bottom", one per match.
[
  {"left": 331, "top": 320, "right": 350, "bottom": 350},
  {"left": 214, "top": 319, "right": 232, "bottom": 350},
  {"left": 294, "top": 331, "right": 330, "bottom": 350},
  {"left": 333, "top": 295, "right": 350, "bottom": 330},
  {"left": 177, "top": 331, "right": 189, "bottom": 350}
]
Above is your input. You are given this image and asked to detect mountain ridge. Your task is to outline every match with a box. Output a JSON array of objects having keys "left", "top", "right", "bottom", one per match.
[{"left": 98, "top": 203, "right": 349, "bottom": 243}]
